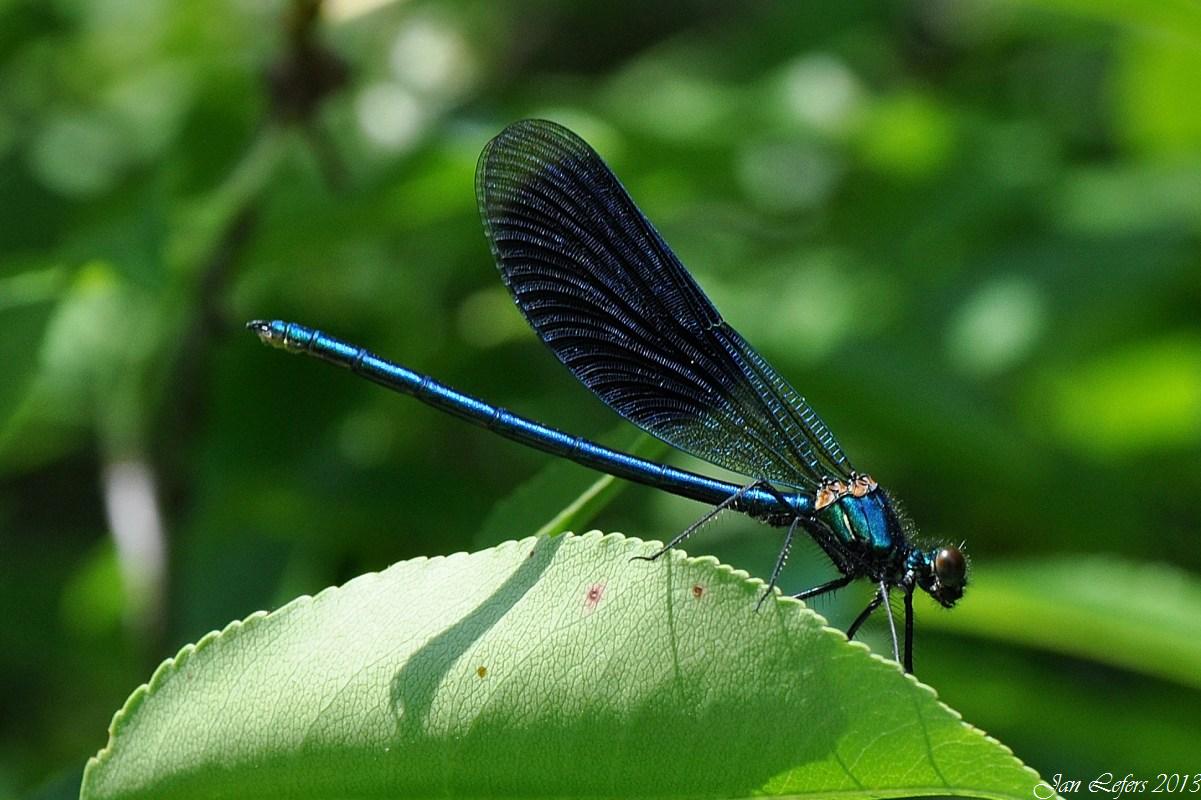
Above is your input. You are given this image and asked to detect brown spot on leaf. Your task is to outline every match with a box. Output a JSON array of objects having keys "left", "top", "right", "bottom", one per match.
[
  {"left": 476, "top": 666, "right": 487, "bottom": 679},
  {"left": 692, "top": 584, "right": 705, "bottom": 599},
  {"left": 584, "top": 582, "right": 605, "bottom": 610}
]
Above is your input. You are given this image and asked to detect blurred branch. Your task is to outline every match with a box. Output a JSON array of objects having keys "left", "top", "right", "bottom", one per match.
[
  {"left": 142, "top": 0, "right": 351, "bottom": 645},
  {"left": 267, "top": 0, "right": 350, "bottom": 188},
  {"left": 157, "top": 0, "right": 350, "bottom": 460},
  {"left": 268, "top": 0, "right": 350, "bottom": 123}
]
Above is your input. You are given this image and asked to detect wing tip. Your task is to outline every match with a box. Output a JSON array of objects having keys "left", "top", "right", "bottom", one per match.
[{"left": 476, "top": 117, "right": 593, "bottom": 232}]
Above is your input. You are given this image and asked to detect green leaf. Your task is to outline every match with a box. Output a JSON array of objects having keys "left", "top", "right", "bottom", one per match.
[
  {"left": 82, "top": 533, "right": 1043, "bottom": 800},
  {"left": 921, "top": 556, "right": 1201, "bottom": 689}
]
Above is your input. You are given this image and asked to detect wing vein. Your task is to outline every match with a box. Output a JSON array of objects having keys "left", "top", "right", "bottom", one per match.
[{"left": 476, "top": 120, "right": 855, "bottom": 486}]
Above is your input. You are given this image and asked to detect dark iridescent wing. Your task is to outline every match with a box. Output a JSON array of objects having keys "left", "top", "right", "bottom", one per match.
[{"left": 476, "top": 119, "right": 853, "bottom": 488}]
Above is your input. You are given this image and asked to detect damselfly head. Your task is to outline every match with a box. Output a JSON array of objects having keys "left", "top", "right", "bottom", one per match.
[{"left": 916, "top": 545, "right": 967, "bottom": 608}]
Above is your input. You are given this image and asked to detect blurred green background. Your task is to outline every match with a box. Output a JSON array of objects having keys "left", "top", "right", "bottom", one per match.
[{"left": 2, "top": 0, "right": 1200, "bottom": 796}]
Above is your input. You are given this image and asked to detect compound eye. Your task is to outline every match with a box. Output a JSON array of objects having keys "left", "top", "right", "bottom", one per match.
[{"left": 934, "top": 547, "right": 966, "bottom": 588}]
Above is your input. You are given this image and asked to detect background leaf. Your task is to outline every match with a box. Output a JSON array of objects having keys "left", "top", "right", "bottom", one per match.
[
  {"left": 474, "top": 429, "right": 666, "bottom": 546},
  {"left": 922, "top": 557, "right": 1201, "bottom": 689}
]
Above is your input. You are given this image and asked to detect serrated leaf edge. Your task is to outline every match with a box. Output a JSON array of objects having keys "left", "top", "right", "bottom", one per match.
[{"left": 82, "top": 531, "right": 1049, "bottom": 799}]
